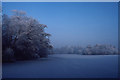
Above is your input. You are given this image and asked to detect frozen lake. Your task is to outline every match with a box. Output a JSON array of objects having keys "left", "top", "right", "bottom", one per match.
[{"left": 2, "top": 54, "right": 118, "bottom": 78}]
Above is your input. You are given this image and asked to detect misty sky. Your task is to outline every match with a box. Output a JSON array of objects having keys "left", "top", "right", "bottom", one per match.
[{"left": 3, "top": 2, "right": 118, "bottom": 48}]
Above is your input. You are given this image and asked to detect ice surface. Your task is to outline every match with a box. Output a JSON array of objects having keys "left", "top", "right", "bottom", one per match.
[{"left": 2, "top": 54, "right": 118, "bottom": 78}]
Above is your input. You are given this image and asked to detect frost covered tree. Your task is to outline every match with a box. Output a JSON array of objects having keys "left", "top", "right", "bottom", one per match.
[
  {"left": 83, "top": 44, "right": 118, "bottom": 55},
  {"left": 2, "top": 10, "right": 52, "bottom": 62}
]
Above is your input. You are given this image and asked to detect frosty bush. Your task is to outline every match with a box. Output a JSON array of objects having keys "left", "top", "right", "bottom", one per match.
[{"left": 2, "top": 10, "right": 52, "bottom": 62}]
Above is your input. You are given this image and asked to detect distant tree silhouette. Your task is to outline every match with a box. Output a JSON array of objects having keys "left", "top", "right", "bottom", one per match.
[{"left": 2, "top": 10, "right": 52, "bottom": 62}]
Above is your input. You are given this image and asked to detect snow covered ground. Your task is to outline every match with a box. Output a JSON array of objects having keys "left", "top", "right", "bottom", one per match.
[{"left": 2, "top": 54, "right": 118, "bottom": 78}]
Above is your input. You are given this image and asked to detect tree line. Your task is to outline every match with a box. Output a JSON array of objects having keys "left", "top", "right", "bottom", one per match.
[{"left": 54, "top": 44, "right": 118, "bottom": 55}]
